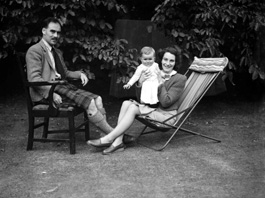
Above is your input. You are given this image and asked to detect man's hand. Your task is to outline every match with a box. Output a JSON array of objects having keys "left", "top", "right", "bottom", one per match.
[
  {"left": 80, "top": 72, "right": 88, "bottom": 86},
  {"left": 53, "top": 93, "right": 62, "bottom": 105}
]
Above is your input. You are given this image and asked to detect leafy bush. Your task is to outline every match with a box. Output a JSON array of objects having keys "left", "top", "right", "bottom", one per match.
[
  {"left": 152, "top": 0, "right": 265, "bottom": 80},
  {"left": 0, "top": 0, "right": 138, "bottom": 76}
]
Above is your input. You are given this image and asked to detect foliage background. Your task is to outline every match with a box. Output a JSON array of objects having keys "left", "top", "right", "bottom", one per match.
[
  {"left": 1, "top": 0, "right": 265, "bottom": 98},
  {"left": 152, "top": 0, "right": 265, "bottom": 81},
  {"left": 0, "top": 0, "right": 139, "bottom": 72}
]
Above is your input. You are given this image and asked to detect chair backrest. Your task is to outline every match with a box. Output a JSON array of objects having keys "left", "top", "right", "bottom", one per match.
[
  {"left": 174, "top": 57, "right": 229, "bottom": 123},
  {"left": 16, "top": 52, "right": 35, "bottom": 111}
]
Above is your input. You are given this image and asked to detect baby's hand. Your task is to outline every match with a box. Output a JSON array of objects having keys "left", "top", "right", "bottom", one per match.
[{"left": 123, "top": 84, "right": 131, "bottom": 89}]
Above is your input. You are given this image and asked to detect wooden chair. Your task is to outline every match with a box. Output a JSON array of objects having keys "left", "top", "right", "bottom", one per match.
[
  {"left": 136, "top": 57, "right": 229, "bottom": 151},
  {"left": 16, "top": 52, "right": 90, "bottom": 154}
]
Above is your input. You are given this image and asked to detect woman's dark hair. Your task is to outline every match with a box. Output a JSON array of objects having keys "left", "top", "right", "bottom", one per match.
[
  {"left": 42, "top": 17, "right": 61, "bottom": 28},
  {"left": 156, "top": 46, "right": 181, "bottom": 71}
]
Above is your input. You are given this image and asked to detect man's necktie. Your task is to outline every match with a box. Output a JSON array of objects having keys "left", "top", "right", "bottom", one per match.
[{"left": 51, "top": 48, "right": 66, "bottom": 79}]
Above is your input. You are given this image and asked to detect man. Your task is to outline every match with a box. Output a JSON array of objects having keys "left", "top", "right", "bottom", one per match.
[{"left": 26, "top": 17, "right": 113, "bottom": 135}]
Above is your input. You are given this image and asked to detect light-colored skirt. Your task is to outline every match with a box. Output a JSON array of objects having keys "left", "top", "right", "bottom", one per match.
[{"left": 131, "top": 100, "right": 177, "bottom": 126}]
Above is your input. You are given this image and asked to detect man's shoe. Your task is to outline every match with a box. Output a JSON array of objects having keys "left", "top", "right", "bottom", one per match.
[
  {"left": 87, "top": 139, "right": 112, "bottom": 148},
  {"left": 102, "top": 143, "right": 126, "bottom": 155},
  {"left": 123, "top": 134, "right": 136, "bottom": 144}
]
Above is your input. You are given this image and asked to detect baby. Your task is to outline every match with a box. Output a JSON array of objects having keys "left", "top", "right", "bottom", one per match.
[{"left": 123, "top": 46, "right": 162, "bottom": 105}]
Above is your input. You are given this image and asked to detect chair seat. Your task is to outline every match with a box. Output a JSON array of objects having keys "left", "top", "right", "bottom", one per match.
[
  {"left": 136, "top": 116, "right": 170, "bottom": 132},
  {"left": 32, "top": 104, "right": 85, "bottom": 117},
  {"left": 33, "top": 104, "right": 75, "bottom": 111}
]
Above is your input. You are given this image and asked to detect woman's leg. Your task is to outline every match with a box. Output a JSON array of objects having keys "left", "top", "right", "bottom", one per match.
[
  {"left": 109, "top": 100, "right": 135, "bottom": 146},
  {"left": 99, "top": 102, "right": 140, "bottom": 146},
  {"left": 117, "top": 100, "right": 134, "bottom": 124}
]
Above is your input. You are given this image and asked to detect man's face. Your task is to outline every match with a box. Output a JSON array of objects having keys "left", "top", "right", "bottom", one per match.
[{"left": 42, "top": 22, "right": 61, "bottom": 46}]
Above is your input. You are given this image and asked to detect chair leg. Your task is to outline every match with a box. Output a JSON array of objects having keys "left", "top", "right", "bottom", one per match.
[
  {"left": 69, "top": 115, "right": 76, "bottom": 154},
  {"left": 137, "top": 126, "right": 221, "bottom": 151},
  {"left": 27, "top": 116, "right": 34, "bottom": 150},
  {"left": 179, "top": 127, "right": 221, "bottom": 142},
  {"left": 137, "top": 127, "right": 181, "bottom": 151},
  {"left": 42, "top": 117, "right": 49, "bottom": 138},
  {"left": 84, "top": 112, "right": 90, "bottom": 141}
]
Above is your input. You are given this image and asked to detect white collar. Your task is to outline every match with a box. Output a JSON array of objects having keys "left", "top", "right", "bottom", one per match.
[
  {"left": 161, "top": 70, "right": 177, "bottom": 80},
  {"left": 42, "top": 39, "right": 52, "bottom": 52}
]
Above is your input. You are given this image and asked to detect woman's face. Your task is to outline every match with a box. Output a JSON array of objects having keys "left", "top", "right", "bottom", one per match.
[{"left": 161, "top": 52, "right": 176, "bottom": 73}]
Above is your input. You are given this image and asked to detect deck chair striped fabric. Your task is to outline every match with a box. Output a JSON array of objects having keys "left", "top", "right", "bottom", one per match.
[{"left": 136, "top": 56, "right": 229, "bottom": 151}]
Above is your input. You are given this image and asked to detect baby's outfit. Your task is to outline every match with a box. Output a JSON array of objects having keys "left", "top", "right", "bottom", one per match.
[{"left": 127, "top": 62, "right": 160, "bottom": 105}]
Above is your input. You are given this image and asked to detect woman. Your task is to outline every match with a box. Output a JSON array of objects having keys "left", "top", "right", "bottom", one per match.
[{"left": 87, "top": 47, "right": 187, "bottom": 154}]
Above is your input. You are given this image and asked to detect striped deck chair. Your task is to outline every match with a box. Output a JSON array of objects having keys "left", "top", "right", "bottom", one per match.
[{"left": 136, "top": 57, "right": 229, "bottom": 151}]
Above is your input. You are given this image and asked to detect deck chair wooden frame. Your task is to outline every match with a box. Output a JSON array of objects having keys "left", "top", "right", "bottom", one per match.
[
  {"left": 16, "top": 52, "right": 90, "bottom": 154},
  {"left": 136, "top": 57, "right": 229, "bottom": 151}
]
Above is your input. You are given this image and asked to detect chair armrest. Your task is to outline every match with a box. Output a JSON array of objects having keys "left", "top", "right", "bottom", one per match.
[
  {"left": 27, "top": 80, "right": 67, "bottom": 116},
  {"left": 25, "top": 80, "right": 67, "bottom": 87}
]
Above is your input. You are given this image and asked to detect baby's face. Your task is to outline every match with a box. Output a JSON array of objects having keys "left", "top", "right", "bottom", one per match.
[{"left": 141, "top": 53, "right": 155, "bottom": 67}]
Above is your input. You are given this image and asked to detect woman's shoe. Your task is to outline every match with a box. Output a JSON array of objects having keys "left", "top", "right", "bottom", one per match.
[
  {"left": 102, "top": 143, "right": 126, "bottom": 155},
  {"left": 87, "top": 139, "right": 112, "bottom": 148}
]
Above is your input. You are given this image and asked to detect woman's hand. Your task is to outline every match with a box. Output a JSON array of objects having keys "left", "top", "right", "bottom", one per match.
[
  {"left": 156, "top": 69, "right": 165, "bottom": 85},
  {"left": 138, "top": 69, "right": 151, "bottom": 86}
]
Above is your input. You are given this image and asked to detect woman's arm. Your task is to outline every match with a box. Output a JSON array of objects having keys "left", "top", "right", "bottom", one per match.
[{"left": 158, "top": 74, "right": 187, "bottom": 108}]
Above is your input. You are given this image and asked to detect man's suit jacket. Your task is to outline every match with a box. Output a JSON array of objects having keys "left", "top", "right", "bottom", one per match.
[{"left": 26, "top": 40, "right": 81, "bottom": 102}]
